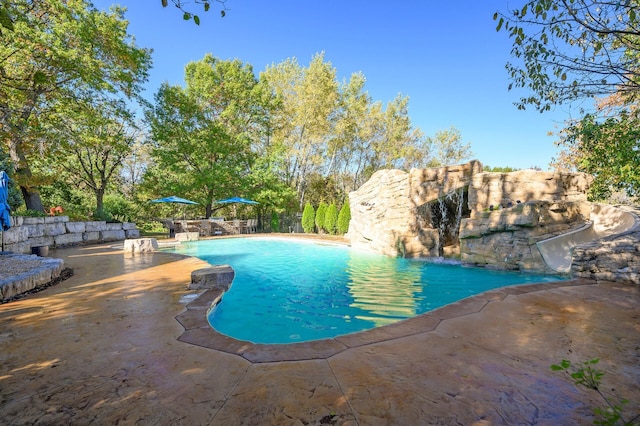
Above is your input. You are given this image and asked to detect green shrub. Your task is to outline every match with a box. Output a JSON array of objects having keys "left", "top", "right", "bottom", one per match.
[
  {"left": 270, "top": 211, "right": 279, "bottom": 232},
  {"left": 337, "top": 202, "right": 351, "bottom": 234},
  {"left": 324, "top": 203, "right": 338, "bottom": 235},
  {"left": 315, "top": 202, "right": 327, "bottom": 233},
  {"left": 104, "top": 194, "right": 133, "bottom": 222},
  {"left": 92, "top": 209, "right": 114, "bottom": 222},
  {"left": 13, "top": 208, "right": 47, "bottom": 217},
  {"left": 301, "top": 203, "right": 315, "bottom": 233}
]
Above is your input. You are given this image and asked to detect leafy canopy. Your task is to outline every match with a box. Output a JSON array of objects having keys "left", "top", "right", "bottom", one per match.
[
  {"left": 0, "top": 0, "right": 151, "bottom": 211},
  {"left": 495, "top": 0, "right": 640, "bottom": 111},
  {"left": 554, "top": 106, "right": 640, "bottom": 200}
]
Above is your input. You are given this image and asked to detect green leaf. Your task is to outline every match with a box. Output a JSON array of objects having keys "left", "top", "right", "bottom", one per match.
[
  {"left": 221, "top": 10, "right": 226, "bottom": 18},
  {"left": 204, "top": 2, "right": 210, "bottom": 12},
  {"left": 193, "top": 15, "right": 200, "bottom": 25},
  {"left": 183, "top": 12, "right": 191, "bottom": 21},
  {"left": 0, "top": 8, "right": 15, "bottom": 31},
  {"left": 496, "top": 17, "right": 504, "bottom": 32},
  {"left": 161, "top": 0, "right": 168, "bottom": 7}
]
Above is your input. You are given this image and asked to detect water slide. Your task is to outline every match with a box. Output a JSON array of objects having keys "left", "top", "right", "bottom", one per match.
[{"left": 536, "top": 204, "right": 640, "bottom": 273}]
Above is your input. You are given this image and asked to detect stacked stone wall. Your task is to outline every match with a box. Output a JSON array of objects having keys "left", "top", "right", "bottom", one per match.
[
  {"left": 571, "top": 206, "right": 640, "bottom": 286},
  {"left": 468, "top": 170, "right": 592, "bottom": 212},
  {"left": 459, "top": 201, "right": 591, "bottom": 272},
  {"left": 2, "top": 216, "right": 140, "bottom": 254}
]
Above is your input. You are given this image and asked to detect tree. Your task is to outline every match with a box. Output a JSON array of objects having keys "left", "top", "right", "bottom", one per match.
[
  {"left": 332, "top": 74, "right": 428, "bottom": 190},
  {"left": 324, "top": 202, "right": 338, "bottom": 235},
  {"left": 270, "top": 211, "right": 279, "bottom": 232},
  {"left": 120, "top": 134, "right": 151, "bottom": 201},
  {"left": 0, "top": 147, "right": 23, "bottom": 210},
  {"left": 303, "top": 173, "right": 342, "bottom": 209},
  {"left": 425, "top": 127, "right": 473, "bottom": 167},
  {"left": 260, "top": 53, "right": 340, "bottom": 208},
  {"left": 494, "top": 0, "right": 640, "bottom": 111},
  {"left": 55, "top": 100, "right": 140, "bottom": 218},
  {"left": 301, "top": 202, "right": 315, "bottom": 233},
  {"left": 146, "top": 55, "right": 270, "bottom": 217},
  {"left": 0, "top": 0, "right": 152, "bottom": 211},
  {"left": 261, "top": 55, "right": 430, "bottom": 202},
  {"left": 315, "top": 202, "right": 328, "bottom": 233},
  {"left": 553, "top": 105, "right": 640, "bottom": 200},
  {"left": 337, "top": 201, "right": 351, "bottom": 234}
]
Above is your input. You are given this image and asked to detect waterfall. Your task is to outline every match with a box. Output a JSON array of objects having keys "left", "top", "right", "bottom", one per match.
[
  {"left": 434, "top": 188, "right": 466, "bottom": 256},
  {"left": 452, "top": 187, "right": 464, "bottom": 241}
]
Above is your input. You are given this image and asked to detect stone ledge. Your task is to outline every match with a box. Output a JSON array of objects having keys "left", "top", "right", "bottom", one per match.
[
  {"left": 0, "top": 254, "right": 65, "bottom": 301},
  {"left": 189, "top": 265, "right": 235, "bottom": 291},
  {"left": 175, "top": 277, "right": 592, "bottom": 363},
  {"left": 123, "top": 238, "right": 158, "bottom": 253},
  {"left": 176, "top": 232, "right": 199, "bottom": 242}
]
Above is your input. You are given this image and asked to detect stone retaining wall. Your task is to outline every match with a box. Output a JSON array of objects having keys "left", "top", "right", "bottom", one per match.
[{"left": 2, "top": 216, "right": 140, "bottom": 254}]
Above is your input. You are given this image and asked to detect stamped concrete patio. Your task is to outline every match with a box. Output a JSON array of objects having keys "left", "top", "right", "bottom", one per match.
[{"left": 0, "top": 242, "right": 638, "bottom": 425}]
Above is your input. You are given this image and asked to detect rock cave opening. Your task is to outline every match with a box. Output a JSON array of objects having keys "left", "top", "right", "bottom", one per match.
[{"left": 417, "top": 187, "right": 471, "bottom": 257}]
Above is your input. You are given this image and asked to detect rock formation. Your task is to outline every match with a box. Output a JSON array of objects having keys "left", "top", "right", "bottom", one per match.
[
  {"left": 348, "top": 161, "right": 481, "bottom": 257},
  {"left": 347, "top": 160, "right": 624, "bottom": 274},
  {"left": 467, "top": 170, "right": 592, "bottom": 212},
  {"left": 459, "top": 201, "right": 591, "bottom": 272}
]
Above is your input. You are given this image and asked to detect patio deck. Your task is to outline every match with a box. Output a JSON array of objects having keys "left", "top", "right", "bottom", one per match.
[{"left": 0, "top": 242, "right": 638, "bottom": 424}]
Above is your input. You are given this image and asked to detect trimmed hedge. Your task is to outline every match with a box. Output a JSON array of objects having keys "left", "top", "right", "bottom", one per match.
[
  {"left": 324, "top": 203, "right": 338, "bottom": 235},
  {"left": 315, "top": 202, "right": 328, "bottom": 233},
  {"left": 301, "top": 202, "right": 315, "bottom": 233},
  {"left": 337, "top": 202, "right": 351, "bottom": 234}
]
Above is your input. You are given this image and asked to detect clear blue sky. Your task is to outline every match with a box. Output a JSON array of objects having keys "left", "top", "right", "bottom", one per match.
[{"left": 94, "top": 0, "right": 583, "bottom": 170}]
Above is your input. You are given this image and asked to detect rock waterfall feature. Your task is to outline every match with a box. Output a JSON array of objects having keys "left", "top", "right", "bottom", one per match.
[
  {"left": 348, "top": 161, "right": 481, "bottom": 258},
  {"left": 346, "top": 161, "right": 638, "bottom": 275}
]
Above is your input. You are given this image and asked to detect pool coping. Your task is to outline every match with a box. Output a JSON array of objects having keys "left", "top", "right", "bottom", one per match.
[{"left": 175, "top": 277, "right": 595, "bottom": 363}]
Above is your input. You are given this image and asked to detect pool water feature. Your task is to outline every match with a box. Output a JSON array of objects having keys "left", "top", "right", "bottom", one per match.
[{"left": 166, "top": 237, "right": 566, "bottom": 344}]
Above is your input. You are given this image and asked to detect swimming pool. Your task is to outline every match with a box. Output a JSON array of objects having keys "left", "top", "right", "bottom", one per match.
[{"left": 166, "top": 237, "right": 566, "bottom": 344}]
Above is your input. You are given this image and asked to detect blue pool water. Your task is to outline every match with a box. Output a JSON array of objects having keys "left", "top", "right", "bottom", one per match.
[{"left": 166, "top": 237, "right": 566, "bottom": 344}]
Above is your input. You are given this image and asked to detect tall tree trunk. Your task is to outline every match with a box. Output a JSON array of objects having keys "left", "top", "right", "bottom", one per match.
[
  {"left": 9, "top": 140, "right": 44, "bottom": 212},
  {"left": 95, "top": 187, "right": 105, "bottom": 219}
]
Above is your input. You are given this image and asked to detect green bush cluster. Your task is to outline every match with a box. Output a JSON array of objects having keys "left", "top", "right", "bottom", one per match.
[
  {"left": 337, "top": 202, "right": 351, "bottom": 234},
  {"left": 315, "top": 202, "right": 327, "bottom": 232},
  {"left": 301, "top": 202, "right": 315, "bottom": 233},
  {"left": 301, "top": 200, "right": 350, "bottom": 235},
  {"left": 324, "top": 203, "right": 338, "bottom": 234}
]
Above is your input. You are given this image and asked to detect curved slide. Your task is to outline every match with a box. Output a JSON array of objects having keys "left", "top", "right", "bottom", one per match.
[{"left": 536, "top": 204, "right": 640, "bottom": 273}]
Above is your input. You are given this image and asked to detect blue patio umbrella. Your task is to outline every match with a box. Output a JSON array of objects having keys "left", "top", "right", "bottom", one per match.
[
  {"left": 150, "top": 195, "right": 199, "bottom": 205},
  {"left": 0, "top": 170, "right": 12, "bottom": 252},
  {"left": 150, "top": 195, "right": 199, "bottom": 221},
  {"left": 214, "top": 196, "right": 260, "bottom": 205}
]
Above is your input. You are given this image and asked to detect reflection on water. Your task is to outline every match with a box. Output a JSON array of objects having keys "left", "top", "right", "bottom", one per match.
[
  {"left": 346, "top": 253, "right": 422, "bottom": 326},
  {"left": 163, "top": 238, "right": 566, "bottom": 344}
]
